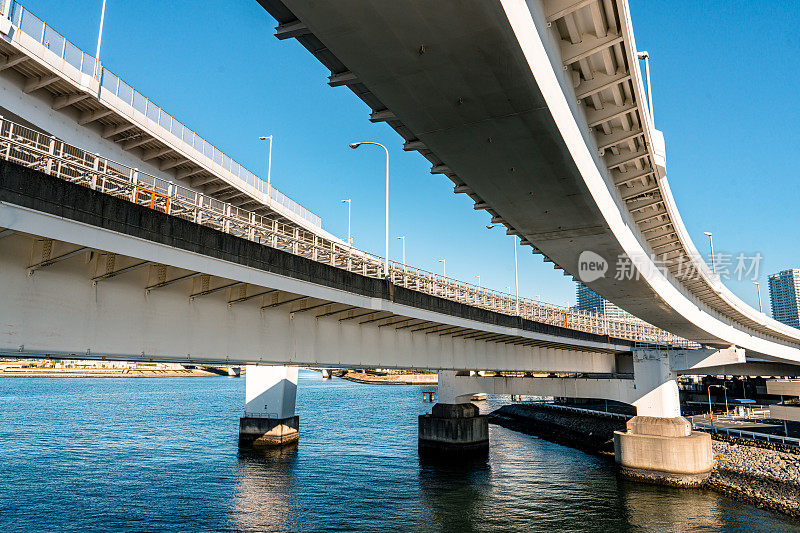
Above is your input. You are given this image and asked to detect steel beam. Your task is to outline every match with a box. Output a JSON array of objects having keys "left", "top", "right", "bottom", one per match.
[
  {"left": 145, "top": 271, "right": 202, "bottom": 293},
  {"left": 189, "top": 281, "right": 243, "bottom": 300},
  {"left": 28, "top": 246, "right": 89, "bottom": 274},
  {"left": 229, "top": 289, "right": 278, "bottom": 306},
  {"left": 24, "top": 74, "right": 60, "bottom": 94},
  {"left": 261, "top": 295, "right": 308, "bottom": 310},
  {"left": 91, "top": 260, "right": 152, "bottom": 284}
]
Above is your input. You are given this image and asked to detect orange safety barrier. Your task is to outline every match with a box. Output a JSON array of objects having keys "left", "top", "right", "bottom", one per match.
[{"left": 134, "top": 186, "right": 170, "bottom": 214}]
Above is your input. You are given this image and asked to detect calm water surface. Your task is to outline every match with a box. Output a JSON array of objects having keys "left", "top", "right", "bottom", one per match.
[{"left": 1, "top": 371, "right": 799, "bottom": 532}]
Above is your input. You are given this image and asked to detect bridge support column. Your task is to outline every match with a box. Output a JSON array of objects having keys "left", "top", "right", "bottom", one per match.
[
  {"left": 239, "top": 365, "right": 299, "bottom": 448},
  {"left": 418, "top": 371, "right": 489, "bottom": 457},
  {"left": 614, "top": 350, "right": 712, "bottom": 486}
]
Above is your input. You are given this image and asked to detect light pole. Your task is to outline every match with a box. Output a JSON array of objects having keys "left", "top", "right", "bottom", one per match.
[
  {"left": 475, "top": 275, "right": 480, "bottom": 286},
  {"left": 636, "top": 51, "right": 654, "bottom": 124},
  {"left": 94, "top": 0, "right": 107, "bottom": 79},
  {"left": 707, "top": 384, "right": 727, "bottom": 425},
  {"left": 754, "top": 281, "right": 763, "bottom": 313},
  {"left": 487, "top": 224, "right": 519, "bottom": 315},
  {"left": 349, "top": 141, "right": 389, "bottom": 277},
  {"left": 258, "top": 135, "right": 273, "bottom": 190},
  {"left": 438, "top": 258, "right": 446, "bottom": 277},
  {"left": 397, "top": 236, "right": 405, "bottom": 265},
  {"left": 704, "top": 231, "right": 715, "bottom": 274},
  {"left": 340, "top": 199, "right": 351, "bottom": 245}
]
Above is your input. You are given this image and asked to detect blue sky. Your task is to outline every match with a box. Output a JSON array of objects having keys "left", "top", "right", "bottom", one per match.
[{"left": 17, "top": 0, "right": 800, "bottom": 314}]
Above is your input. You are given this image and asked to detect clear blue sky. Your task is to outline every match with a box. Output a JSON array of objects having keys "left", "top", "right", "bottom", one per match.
[{"left": 19, "top": 0, "right": 800, "bottom": 314}]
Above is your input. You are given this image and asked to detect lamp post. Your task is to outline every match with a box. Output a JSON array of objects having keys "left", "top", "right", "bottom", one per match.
[
  {"left": 258, "top": 135, "right": 273, "bottom": 190},
  {"left": 704, "top": 231, "right": 715, "bottom": 274},
  {"left": 438, "top": 258, "right": 446, "bottom": 277},
  {"left": 397, "top": 235, "right": 405, "bottom": 265},
  {"left": 754, "top": 281, "right": 763, "bottom": 313},
  {"left": 340, "top": 199, "right": 351, "bottom": 245},
  {"left": 94, "top": 0, "right": 107, "bottom": 79},
  {"left": 349, "top": 141, "right": 389, "bottom": 277},
  {"left": 707, "top": 384, "right": 728, "bottom": 425},
  {"left": 475, "top": 275, "right": 480, "bottom": 286},
  {"left": 487, "top": 224, "right": 519, "bottom": 315},
  {"left": 636, "top": 51, "right": 654, "bottom": 124}
]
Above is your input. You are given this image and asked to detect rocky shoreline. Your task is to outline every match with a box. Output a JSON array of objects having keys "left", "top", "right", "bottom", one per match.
[
  {"left": 708, "top": 439, "right": 800, "bottom": 517},
  {"left": 491, "top": 403, "right": 800, "bottom": 518}
]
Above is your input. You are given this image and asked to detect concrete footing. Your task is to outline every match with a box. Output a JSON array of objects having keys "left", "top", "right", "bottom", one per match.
[
  {"left": 239, "top": 415, "right": 299, "bottom": 448},
  {"left": 419, "top": 403, "right": 489, "bottom": 457},
  {"left": 614, "top": 415, "right": 712, "bottom": 486}
]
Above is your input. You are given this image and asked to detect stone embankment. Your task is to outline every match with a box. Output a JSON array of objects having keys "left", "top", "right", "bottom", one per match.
[
  {"left": 489, "top": 403, "right": 626, "bottom": 454},
  {"left": 709, "top": 439, "right": 800, "bottom": 518},
  {"left": 491, "top": 402, "right": 800, "bottom": 518}
]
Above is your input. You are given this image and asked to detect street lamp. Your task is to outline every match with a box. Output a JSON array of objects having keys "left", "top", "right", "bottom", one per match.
[
  {"left": 340, "top": 199, "right": 351, "bottom": 245},
  {"left": 754, "top": 281, "right": 763, "bottom": 313},
  {"left": 438, "top": 258, "right": 446, "bottom": 277},
  {"left": 94, "top": 0, "right": 107, "bottom": 79},
  {"left": 487, "top": 224, "right": 519, "bottom": 315},
  {"left": 636, "top": 51, "right": 654, "bottom": 124},
  {"left": 707, "top": 384, "right": 728, "bottom": 425},
  {"left": 703, "top": 231, "right": 715, "bottom": 274},
  {"left": 397, "top": 235, "right": 406, "bottom": 265},
  {"left": 349, "top": 141, "right": 389, "bottom": 277},
  {"left": 258, "top": 135, "right": 274, "bottom": 190},
  {"left": 475, "top": 275, "right": 480, "bottom": 286}
]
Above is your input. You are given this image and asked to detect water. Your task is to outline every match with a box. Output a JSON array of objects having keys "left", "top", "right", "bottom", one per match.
[{"left": 1, "top": 372, "right": 798, "bottom": 532}]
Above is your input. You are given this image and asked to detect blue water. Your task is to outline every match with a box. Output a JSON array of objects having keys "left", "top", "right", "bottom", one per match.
[{"left": 1, "top": 371, "right": 798, "bottom": 532}]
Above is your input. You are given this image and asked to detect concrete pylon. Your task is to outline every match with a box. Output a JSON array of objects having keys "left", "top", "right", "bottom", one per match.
[
  {"left": 239, "top": 365, "right": 299, "bottom": 448},
  {"left": 418, "top": 371, "right": 489, "bottom": 457},
  {"left": 614, "top": 349, "right": 712, "bottom": 485}
]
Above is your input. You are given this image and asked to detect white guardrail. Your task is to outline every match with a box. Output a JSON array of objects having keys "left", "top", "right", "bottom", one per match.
[
  {"left": 1, "top": 1, "right": 322, "bottom": 228},
  {"left": 692, "top": 422, "right": 800, "bottom": 448},
  {"left": 0, "top": 115, "right": 697, "bottom": 346},
  {"left": 533, "top": 402, "right": 631, "bottom": 421}
]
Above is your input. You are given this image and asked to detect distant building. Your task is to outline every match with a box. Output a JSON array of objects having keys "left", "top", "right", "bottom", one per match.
[
  {"left": 574, "top": 282, "right": 634, "bottom": 320},
  {"left": 768, "top": 269, "right": 800, "bottom": 328}
]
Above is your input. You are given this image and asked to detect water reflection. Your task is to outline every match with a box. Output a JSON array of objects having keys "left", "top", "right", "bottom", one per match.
[
  {"left": 418, "top": 459, "right": 490, "bottom": 533},
  {"left": 230, "top": 446, "right": 299, "bottom": 532}
]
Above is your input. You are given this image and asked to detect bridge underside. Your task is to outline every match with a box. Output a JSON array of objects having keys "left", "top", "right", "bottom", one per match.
[
  {"left": 0, "top": 160, "right": 629, "bottom": 371},
  {"left": 256, "top": 0, "right": 800, "bottom": 364}
]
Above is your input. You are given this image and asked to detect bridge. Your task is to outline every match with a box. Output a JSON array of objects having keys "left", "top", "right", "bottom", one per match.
[{"left": 1, "top": 0, "right": 798, "bottom": 483}]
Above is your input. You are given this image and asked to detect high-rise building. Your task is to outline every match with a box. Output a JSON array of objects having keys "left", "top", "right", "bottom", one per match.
[
  {"left": 768, "top": 269, "right": 800, "bottom": 328},
  {"left": 574, "top": 282, "right": 633, "bottom": 320}
]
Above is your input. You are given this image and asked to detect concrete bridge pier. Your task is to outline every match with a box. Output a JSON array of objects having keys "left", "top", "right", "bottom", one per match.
[
  {"left": 418, "top": 371, "right": 489, "bottom": 457},
  {"left": 614, "top": 350, "right": 712, "bottom": 486},
  {"left": 239, "top": 365, "right": 299, "bottom": 448}
]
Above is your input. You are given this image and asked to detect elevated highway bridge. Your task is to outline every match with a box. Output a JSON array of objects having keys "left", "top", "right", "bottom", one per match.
[
  {"left": 1, "top": 0, "right": 798, "bottom": 480},
  {"left": 257, "top": 0, "right": 800, "bottom": 366}
]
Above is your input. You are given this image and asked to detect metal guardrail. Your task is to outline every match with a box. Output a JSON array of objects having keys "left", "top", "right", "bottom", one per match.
[
  {"left": 2, "top": 1, "right": 322, "bottom": 228},
  {"left": 0, "top": 115, "right": 697, "bottom": 346},
  {"left": 692, "top": 422, "right": 800, "bottom": 448},
  {"left": 528, "top": 401, "right": 632, "bottom": 421}
]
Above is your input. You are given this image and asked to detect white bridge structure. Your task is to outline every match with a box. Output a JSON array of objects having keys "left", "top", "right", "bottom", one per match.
[{"left": 0, "top": 0, "right": 798, "bottom": 477}]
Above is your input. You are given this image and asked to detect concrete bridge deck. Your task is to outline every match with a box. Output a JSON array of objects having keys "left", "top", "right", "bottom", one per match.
[{"left": 0, "top": 158, "right": 635, "bottom": 371}]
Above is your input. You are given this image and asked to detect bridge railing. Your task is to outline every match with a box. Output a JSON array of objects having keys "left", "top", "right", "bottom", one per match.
[
  {"left": 0, "top": 115, "right": 694, "bottom": 347},
  {"left": 2, "top": 1, "right": 322, "bottom": 229},
  {"left": 691, "top": 421, "right": 800, "bottom": 448}
]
